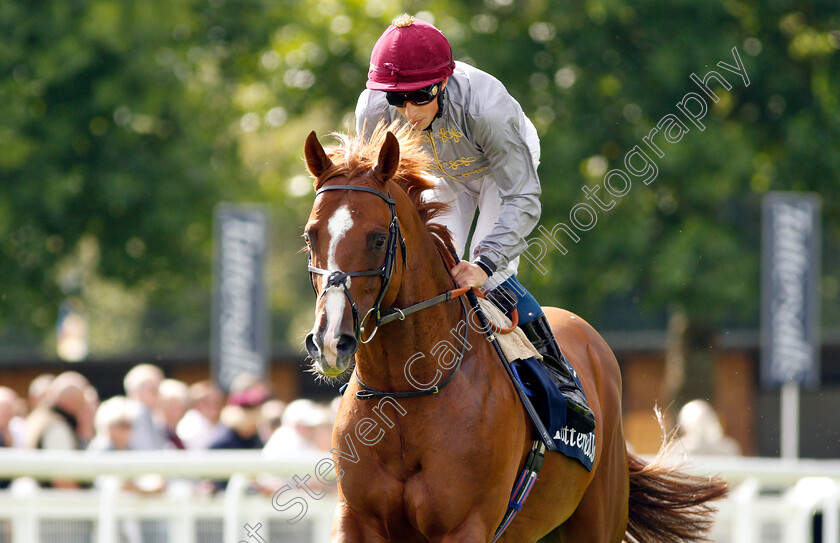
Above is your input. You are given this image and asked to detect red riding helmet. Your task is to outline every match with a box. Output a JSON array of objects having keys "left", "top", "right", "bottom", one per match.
[{"left": 367, "top": 15, "right": 455, "bottom": 91}]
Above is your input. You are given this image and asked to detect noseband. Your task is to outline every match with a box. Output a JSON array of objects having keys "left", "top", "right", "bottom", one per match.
[{"left": 307, "top": 184, "right": 407, "bottom": 343}]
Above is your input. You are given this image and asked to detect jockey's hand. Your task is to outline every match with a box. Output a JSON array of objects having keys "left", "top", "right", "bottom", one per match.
[{"left": 451, "top": 261, "right": 489, "bottom": 289}]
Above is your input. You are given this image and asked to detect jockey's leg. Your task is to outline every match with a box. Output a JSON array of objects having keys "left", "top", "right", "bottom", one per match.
[{"left": 485, "top": 276, "right": 596, "bottom": 434}]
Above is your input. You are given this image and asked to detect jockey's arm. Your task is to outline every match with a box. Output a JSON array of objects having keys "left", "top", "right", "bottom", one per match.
[{"left": 468, "top": 95, "right": 542, "bottom": 276}]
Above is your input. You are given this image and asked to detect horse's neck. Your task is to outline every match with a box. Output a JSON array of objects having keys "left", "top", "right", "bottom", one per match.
[{"left": 356, "top": 232, "right": 467, "bottom": 391}]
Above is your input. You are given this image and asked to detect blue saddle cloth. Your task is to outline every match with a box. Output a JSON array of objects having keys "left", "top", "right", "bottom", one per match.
[{"left": 510, "top": 357, "right": 595, "bottom": 471}]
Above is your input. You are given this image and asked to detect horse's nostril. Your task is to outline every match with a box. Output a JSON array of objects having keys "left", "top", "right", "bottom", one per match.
[
  {"left": 305, "top": 333, "right": 320, "bottom": 358},
  {"left": 336, "top": 334, "right": 358, "bottom": 357}
]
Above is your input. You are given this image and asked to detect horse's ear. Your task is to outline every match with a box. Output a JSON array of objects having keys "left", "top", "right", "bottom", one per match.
[
  {"left": 373, "top": 131, "right": 400, "bottom": 182},
  {"left": 304, "top": 130, "right": 334, "bottom": 179}
]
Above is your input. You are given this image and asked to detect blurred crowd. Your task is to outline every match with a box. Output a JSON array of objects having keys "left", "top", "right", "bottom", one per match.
[
  {"left": 0, "top": 365, "right": 339, "bottom": 491},
  {"left": 0, "top": 365, "right": 742, "bottom": 493}
]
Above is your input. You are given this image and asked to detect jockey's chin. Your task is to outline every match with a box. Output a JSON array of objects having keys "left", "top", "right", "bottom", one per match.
[
  {"left": 406, "top": 117, "right": 433, "bottom": 131},
  {"left": 397, "top": 101, "right": 438, "bottom": 132}
]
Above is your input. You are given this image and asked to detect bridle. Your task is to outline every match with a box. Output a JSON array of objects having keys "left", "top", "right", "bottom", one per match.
[
  {"left": 307, "top": 184, "right": 407, "bottom": 344},
  {"left": 307, "top": 182, "right": 517, "bottom": 400}
]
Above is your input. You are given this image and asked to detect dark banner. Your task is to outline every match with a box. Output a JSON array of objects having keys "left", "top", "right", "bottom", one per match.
[
  {"left": 761, "top": 192, "right": 821, "bottom": 389},
  {"left": 211, "top": 204, "right": 269, "bottom": 392}
]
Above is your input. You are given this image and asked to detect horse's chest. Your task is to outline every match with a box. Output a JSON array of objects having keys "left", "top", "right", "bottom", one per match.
[
  {"left": 333, "top": 389, "right": 517, "bottom": 534},
  {"left": 336, "top": 422, "right": 492, "bottom": 520}
]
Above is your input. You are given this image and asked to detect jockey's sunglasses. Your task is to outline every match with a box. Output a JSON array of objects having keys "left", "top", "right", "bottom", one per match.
[{"left": 385, "top": 82, "right": 441, "bottom": 108}]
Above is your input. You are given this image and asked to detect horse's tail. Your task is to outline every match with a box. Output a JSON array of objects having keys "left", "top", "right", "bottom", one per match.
[{"left": 625, "top": 450, "right": 729, "bottom": 543}]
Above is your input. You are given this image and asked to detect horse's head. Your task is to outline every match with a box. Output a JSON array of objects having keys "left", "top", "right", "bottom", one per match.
[{"left": 302, "top": 129, "right": 406, "bottom": 377}]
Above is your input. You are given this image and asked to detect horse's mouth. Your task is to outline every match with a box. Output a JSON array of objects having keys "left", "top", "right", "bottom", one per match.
[
  {"left": 310, "top": 354, "right": 353, "bottom": 378},
  {"left": 318, "top": 365, "right": 347, "bottom": 377}
]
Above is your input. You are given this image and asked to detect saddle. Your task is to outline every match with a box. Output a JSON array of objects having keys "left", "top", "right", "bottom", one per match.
[{"left": 478, "top": 299, "right": 595, "bottom": 471}]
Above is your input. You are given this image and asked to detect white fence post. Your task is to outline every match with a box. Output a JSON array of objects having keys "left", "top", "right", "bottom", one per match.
[
  {"left": 311, "top": 497, "right": 334, "bottom": 542},
  {"left": 96, "top": 475, "right": 120, "bottom": 543},
  {"left": 10, "top": 478, "right": 38, "bottom": 543},
  {"left": 168, "top": 479, "right": 196, "bottom": 543},
  {"left": 223, "top": 473, "right": 247, "bottom": 542},
  {"left": 732, "top": 477, "right": 760, "bottom": 543},
  {"left": 784, "top": 477, "right": 840, "bottom": 543},
  {"left": 824, "top": 481, "right": 840, "bottom": 543}
]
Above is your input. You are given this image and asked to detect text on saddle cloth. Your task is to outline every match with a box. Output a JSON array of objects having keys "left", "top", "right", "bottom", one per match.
[{"left": 510, "top": 356, "right": 596, "bottom": 471}]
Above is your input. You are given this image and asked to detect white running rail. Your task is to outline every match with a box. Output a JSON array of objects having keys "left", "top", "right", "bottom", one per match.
[
  {"left": 0, "top": 450, "right": 839, "bottom": 543},
  {"left": 686, "top": 456, "right": 840, "bottom": 543},
  {"left": 0, "top": 449, "right": 336, "bottom": 543}
]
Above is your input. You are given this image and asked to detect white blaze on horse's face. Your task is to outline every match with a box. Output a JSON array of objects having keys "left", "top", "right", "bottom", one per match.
[{"left": 311, "top": 203, "right": 353, "bottom": 375}]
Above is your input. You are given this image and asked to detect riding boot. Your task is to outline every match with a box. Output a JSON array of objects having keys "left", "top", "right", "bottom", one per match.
[{"left": 520, "top": 315, "right": 596, "bottom": 434}]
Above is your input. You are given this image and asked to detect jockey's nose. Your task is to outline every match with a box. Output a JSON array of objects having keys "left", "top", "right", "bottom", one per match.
[
  {"left": 405, "top": 102, "right": 422, "bottom": 120},
  {"left": 336, "top": 333, "right": 358, "bottom": 360}
]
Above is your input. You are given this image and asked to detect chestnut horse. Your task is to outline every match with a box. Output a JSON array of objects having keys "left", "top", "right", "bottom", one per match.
[{"left": 302, "top": 124, "right": 727, "bottom": 543}]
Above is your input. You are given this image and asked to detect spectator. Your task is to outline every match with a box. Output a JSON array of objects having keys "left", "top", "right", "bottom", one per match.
[
  {"left": 0, "top": 387, "right": 21, "bottom": 490},
  {"left": 263, "top": 399, "right": 332, "bottom": 459},
  {"left": 23, "top": 371, "right": 91, "bottom": 488},
  {"left": 259, "top": 399, "right": 286, "bottom": 443},
  {"left": 677, "top": 399, "right": 741, "bottom": 457},
  {"left": 89, "top": 395, "right": 165, "bottom": 541},
  {"left": 88, "top": 396, "right": 134, "bottom": 452},
  {"left": 157, "top": 379, "right": 188, "bottom": 449},
  {"left": 200, "top": 377, "right": 270, "bottom": 494},
  {"left": 27, "top": 373, "right": 54, "bottom": 412},
  {"left": 208, "top": 375, "right": 270, "bottom": 451},
  {"left": 123, "top": 364, "right": 166, "bottom": 450},
  {"left": 0, "top": 387, "right": 20, "bottom": 449},
  {"left": 177, "top": 380, "right": 224, "bottom": 450},
  {"left": 77, "top": 384, "right": 98, "bottom": 448},
  {"left": 259, "top": 399, "right": 336, "bottom": 500}
]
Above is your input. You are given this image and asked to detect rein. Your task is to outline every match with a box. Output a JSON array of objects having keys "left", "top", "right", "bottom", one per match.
[
  {"left": 376, "top": 241, "right": 518, "bottom": 331},
  {"left": 353, "top": 294, "right": 470, "bottom": 400},
  {"left": 351, "top": 246, "right": 467, "bottom": 399},
  {"left": 350, "top": 242, "right": 472, "bottom": 400}
]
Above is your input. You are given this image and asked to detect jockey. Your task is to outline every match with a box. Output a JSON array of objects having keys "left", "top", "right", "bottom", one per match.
[{"left": 355, "top": 14, "right": 595, "bottom": 434}]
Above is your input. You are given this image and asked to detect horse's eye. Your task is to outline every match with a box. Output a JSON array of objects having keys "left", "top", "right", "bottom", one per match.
[
  {"left": 374, "top": 234, "right": 387, "bottom": 249},
  {"left": 303, "top": 233, "right": 311, "bottom": 245}
]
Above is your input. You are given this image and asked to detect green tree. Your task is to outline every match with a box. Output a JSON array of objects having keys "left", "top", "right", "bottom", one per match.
[
  {"left": 1, "top": 0, "right": 838, "bottom": 390},
  {"left": 0, "top": 0, "right": 264, "bottom": 353}
]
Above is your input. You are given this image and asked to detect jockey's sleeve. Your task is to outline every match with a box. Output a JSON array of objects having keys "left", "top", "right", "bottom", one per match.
[
  {"left": 468, "top": 94, "right": 542, "bottom": 273},
  {"left": 355, "top": 89, "right": 393, "bottom": 140}
]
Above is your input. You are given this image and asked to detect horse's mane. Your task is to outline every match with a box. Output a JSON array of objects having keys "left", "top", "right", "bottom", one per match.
[{"left": 312, "top": 121, "right": 455, "bottom": 254}]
